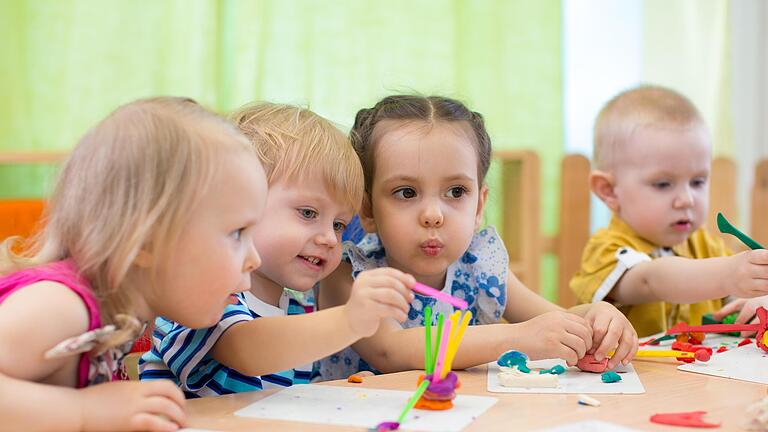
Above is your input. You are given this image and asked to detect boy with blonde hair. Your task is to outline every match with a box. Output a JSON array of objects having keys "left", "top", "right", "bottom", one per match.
[
  {"left": 571, "top": 85, "right": 768, "bottom": 337},
  {"left": 140, "top": 103, "right": 415, "bottom": 396}
]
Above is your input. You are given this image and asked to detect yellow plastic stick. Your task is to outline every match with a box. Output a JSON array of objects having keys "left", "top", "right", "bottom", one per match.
[
  {"left": 609, "top": 349, "right": 695, "bottom": 359},
  {"left": 442, "top": 311, "right": 473, "bottom": 377}
]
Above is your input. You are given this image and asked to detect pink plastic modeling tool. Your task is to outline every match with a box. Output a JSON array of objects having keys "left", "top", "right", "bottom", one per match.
[
  {"left": 433, "top": 318, "right": 453, "bottom": 381},
  {"left": 412, "top": 282, "right": 468, "bottom": 310}
]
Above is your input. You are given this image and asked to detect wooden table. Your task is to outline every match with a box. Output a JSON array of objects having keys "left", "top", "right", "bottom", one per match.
[{"left": 186, "top": 360, "right": 767, "bottom": 431}]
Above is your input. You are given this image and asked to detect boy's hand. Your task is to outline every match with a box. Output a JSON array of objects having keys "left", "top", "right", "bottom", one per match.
[
  {"left": 713, "top": 296, "right": 768, "bottom": 336},
  {"left": 515, "top": 311, "right": 593, "bottom": 366},
  {"left": 728, "top": 250, "right": 768, "bottom": 298},
  {"left": 583, "top": 301, "right": 638, "bottom": 369},
  {"left": 344, "top": 268, "right": 415, "bottom": 338},
  {"left": 79, "top": 380, "right": 186, "bottom": 431}
]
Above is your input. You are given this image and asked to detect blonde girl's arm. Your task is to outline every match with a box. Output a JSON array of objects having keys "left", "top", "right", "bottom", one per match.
[{"left": 0, "top": 282, "right": 186, "bottom": 431}]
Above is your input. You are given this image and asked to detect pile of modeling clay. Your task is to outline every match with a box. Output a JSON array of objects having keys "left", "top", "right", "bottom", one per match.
[
  {"left": 414, "top": 371, "right": 460, "bottom": 410},
  {"left": 375, "top": 303, "right": 472, "bottom": 431},
  {"left": 496, "top": 350, "right": 564, "bottom": 388}
]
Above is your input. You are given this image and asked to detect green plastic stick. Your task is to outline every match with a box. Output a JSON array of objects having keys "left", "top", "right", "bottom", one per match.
[
  {"left": 396, "top": 380, "right": 430, "bottom": 424},
  {"left": 717, "top": 212, "right": 764, "bottom": 249},
  {"left": 424, "top": 306, "right": 433, "bottom": 374},
  {"left": 432, "top": 313, "right": 444, "bottom": 375}
]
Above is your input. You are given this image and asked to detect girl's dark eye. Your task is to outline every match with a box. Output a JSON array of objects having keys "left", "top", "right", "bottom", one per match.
[
  {"left": 445, "top": 186, "right": 467, "bottom": 198},
  {"left": 393, "top": 187, "right": 417, "bottom": 199}
]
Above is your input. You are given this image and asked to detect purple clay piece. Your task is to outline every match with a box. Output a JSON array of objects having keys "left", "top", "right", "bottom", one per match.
[
  {"left": 374, "top": 421, "right": 400, "bottom": 431},
  {"left": 425, "top": 371, "right": 458, "bottom": 395}
]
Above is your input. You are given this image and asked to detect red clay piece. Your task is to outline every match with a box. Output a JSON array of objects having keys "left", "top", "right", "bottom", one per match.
[
  {"left": 716, "top": 346, "right": 728, "bottom": 353},
  {"left": 672, "top": 341, "right": 693, "bottom": 351},
  {"left": 576, "top": 354, "right": 609, "bottom": 373},
  {"left": 650, "top": 411, "right": 720, "bottom": 428},
  {"left": 694, "top": 349, "right": 711, "bottom": 362},
  {"left": 739, "top": 338, "right": 753, "bottom": 347}
]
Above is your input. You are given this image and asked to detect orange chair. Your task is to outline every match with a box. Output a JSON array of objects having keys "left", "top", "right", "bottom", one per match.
[{"left": 0, "top": 199, "right": 46, "bottom": 249}]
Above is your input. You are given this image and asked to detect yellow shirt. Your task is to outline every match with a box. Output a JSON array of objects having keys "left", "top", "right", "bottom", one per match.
[{"left": 570, "top": 215, "right": 730, "bottom": 337}]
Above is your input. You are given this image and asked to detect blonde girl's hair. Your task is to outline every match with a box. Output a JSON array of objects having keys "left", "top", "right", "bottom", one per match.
[
  {"left": 230, "top": 103, "right": 363, "bottom": 213},
  {"left": 1, "top": 96, "right": 254, "bottom": 351},
  {"left": 594, "top": 85, "right": 706, "bottom": 170}
]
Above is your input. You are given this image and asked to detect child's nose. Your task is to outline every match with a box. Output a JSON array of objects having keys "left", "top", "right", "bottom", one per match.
[
  {"left": 315, "top": 227, "right": 339, "bottom": 247},
  {"left": 244, "top": 240, "right": 261, "bottom": 272},
  {"left": 673, "top": 187, "right": 695, "bottom": 208},
  {"left": 420, "top": 201, "right": 444, "bottom": 227}
]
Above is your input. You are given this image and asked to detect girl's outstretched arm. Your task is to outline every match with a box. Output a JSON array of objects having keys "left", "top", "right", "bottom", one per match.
[
  {"left": 501, "top": 271, "right": 637, "bottom": 368},
  {"left": 324, "top": 267, "right": 592, "bottom": 371}
]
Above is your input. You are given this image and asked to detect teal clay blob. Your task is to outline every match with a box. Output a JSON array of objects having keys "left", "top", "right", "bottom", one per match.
[
  {"left": 539, "top": 365, "right": 566, "bottom": 375},
  {"left": 601, "top": 371, "right": 622, "bottom": 383},
  {"left": 497, "top": 350, "right": 531, "bottom": 372}
]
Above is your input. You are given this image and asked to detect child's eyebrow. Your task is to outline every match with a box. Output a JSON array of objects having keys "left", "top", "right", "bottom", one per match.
[
  {"left": 380, "top": 174, "right": 476, "bottom": 184},
  {"left": 443, "top": 174, "right": 476, "bottom": 183}
]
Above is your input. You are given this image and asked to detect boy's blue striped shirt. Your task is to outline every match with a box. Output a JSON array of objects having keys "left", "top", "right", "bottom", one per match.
[{"left": 139, "top": 290, "right": 316, "bottom": 398}]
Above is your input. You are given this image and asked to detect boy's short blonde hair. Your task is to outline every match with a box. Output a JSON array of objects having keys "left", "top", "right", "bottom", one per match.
[
  {"left": 231, "top": 103, "right": 363, "bottom": 212},
  {"left": 594, "top": 85, "right": 706, "bottom": 170}
]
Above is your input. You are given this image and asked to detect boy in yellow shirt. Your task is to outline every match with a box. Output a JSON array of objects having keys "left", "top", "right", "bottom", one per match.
[{"left": 571, "top": 85, "right": 768, "bottom": 337}]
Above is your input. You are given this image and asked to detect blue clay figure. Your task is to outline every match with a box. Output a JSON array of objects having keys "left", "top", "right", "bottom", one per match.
[
  {"left": 601, "top": 371, "right": 622, "bottom": 383},
  {"left": 497, "top": 350, "right": 531, "bottom": 373},
  {"left": 539, "top": 365, "right": 566, "bottom": 375}
]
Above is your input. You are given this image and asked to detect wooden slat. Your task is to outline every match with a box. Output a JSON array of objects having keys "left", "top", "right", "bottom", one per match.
[
  {"left": 751, "top": 159, "right": 768, "bottom": 247},
  {"left": 496, "top": 150, "right": 541, "bottom": 293},
  {"left": 708, "top": 157, "right": 742, "bottom": 252},
  {"left": 556, "top": 154, "right": 591, "bottom": 308},
  {"left": 0, "top": 151, "right": 68, "bottom": 164}
]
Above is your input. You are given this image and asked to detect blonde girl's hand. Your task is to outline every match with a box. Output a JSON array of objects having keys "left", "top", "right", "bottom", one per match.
[
  {"left": 515, "top": 311, "right": 593, "bottom": 366},
  {"left": 584, "top": 301, "right": 638, "bottom": 369},
  {"left": 79, "top": 380, "right": 186, "bottom": 432},
  {"left": 344, "top": 268, "right": 416, "bottom": 338}
]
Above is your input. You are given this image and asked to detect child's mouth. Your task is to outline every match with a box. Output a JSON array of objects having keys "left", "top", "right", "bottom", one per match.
[
  {"left": 420, "top": 239, "right": 444, "bottom": 257},
  {"left": 672, "top": 219, "right": 692, "bottom": 232},
  {"left": 299, "top": 255, "right": 324, "bottom": 270}
]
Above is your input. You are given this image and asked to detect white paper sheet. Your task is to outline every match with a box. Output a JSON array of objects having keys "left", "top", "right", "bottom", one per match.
[
  {"left": 678, "top": 343, "right": 768, "bottom": 384},
  {"left": 486, "top": 359, "right": 645, "bottom": 394},
  {"left": 234, "top": 384, "right": 498, "bottom": 431}
]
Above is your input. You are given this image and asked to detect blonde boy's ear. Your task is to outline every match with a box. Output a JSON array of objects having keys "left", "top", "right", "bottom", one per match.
[
  {"left": 474, "top": 184, "right": 489, "bottom": 229},
  {"left": 358, "top": 194, "right": 377, "bottom": 233},
  {"left": 590, "top": 170, "right": 619, "bottom": 211}
]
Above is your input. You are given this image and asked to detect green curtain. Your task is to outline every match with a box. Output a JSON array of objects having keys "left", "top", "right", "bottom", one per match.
[{"left": 1, "top": 0, "right": 563, "bottom": 296}]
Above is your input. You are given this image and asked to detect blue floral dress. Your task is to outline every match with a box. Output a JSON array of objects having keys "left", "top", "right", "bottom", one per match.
[{"left": 317, "top": 226, "right": 508, "bottom": 381}]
